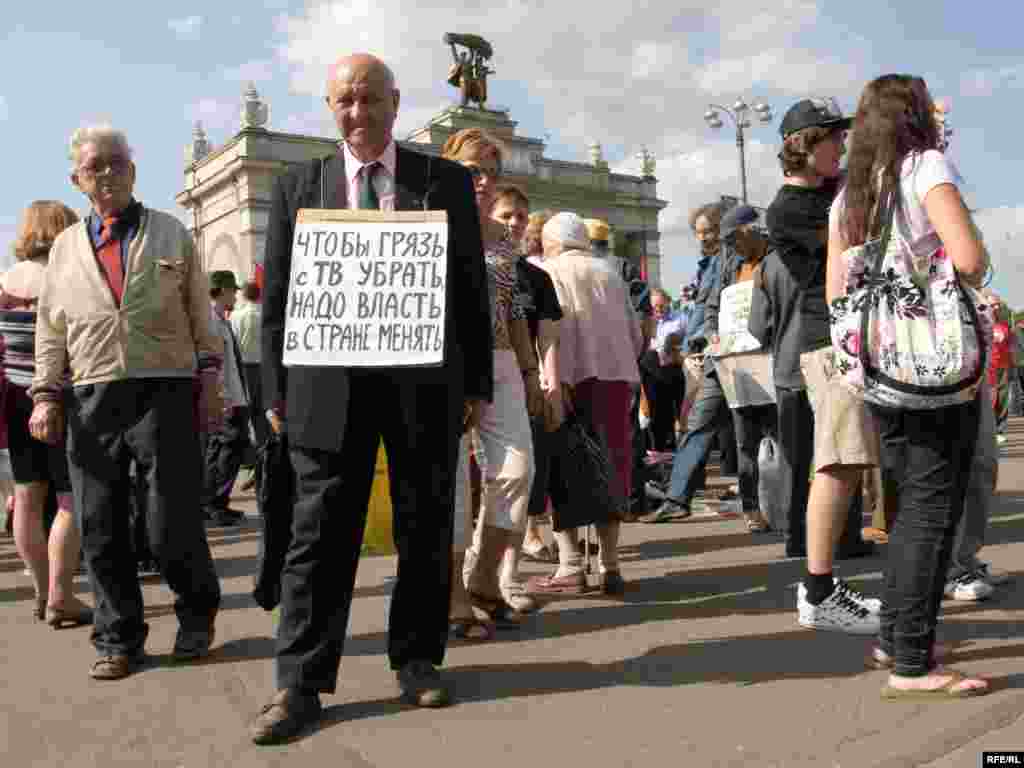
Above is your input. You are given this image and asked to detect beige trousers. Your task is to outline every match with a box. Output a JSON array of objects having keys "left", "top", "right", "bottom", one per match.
[{"left": 468, "top": 349, "right": 534, "bottom": 540}]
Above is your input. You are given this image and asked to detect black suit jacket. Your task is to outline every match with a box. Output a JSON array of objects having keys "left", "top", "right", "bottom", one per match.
[{"left": 261, "top": 144, "right": 494, "bottom": 452}]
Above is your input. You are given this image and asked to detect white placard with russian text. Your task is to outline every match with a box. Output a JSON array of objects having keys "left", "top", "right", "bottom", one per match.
[{"left": 283, "top": 209, "right": 448, "bottom": 367}]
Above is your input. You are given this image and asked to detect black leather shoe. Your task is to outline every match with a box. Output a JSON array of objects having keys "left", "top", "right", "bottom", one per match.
[
  {"left": 396, "top": 660, "right": 452, "bottom": 708},
  {"left": 250, "top": 689, "right": 322, "bottom": 745}
]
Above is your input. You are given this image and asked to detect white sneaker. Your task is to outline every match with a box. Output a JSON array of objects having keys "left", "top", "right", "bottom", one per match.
[
  {"left": 944, "top": 573, "right": 995, "bottom": 601},
  {"left": 797, "top": 581, "right": 881, "bottom": 634},
  {"left": 832, "top": 578, "right": 882, "bottom": 614},
  {"left": 975, "top": 563, "right": 1011, "bottom": 586}
]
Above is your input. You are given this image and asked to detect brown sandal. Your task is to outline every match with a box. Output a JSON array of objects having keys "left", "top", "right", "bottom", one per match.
[
  {"left": 89, "top": 652, "right": 143, "bottom": 681},
  {"left": 468, "top": 592, "right": 523, "bottom": 628},
  {"left": 881, "top": 669, "right": 990, "bottom": 700},
  {"left": 46, "top": 604, "right": 94, "bottom": 630},
  {"left": 450, "top": 617, "right": 495, "bottom": 641}
]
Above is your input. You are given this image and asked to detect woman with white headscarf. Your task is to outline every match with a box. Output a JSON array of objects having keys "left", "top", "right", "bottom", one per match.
[{"left": 529, "top": 213, "right": 645, "bottom": 595}]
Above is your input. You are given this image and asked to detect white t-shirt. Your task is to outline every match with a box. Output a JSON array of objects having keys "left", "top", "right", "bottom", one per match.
[{"left": 830, "top": 149, "right": 962, "bottom": 261}]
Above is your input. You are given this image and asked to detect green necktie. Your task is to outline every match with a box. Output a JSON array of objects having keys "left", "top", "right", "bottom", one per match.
[{"left": 358, "top": 162, "right": 380, "bottom": 210}]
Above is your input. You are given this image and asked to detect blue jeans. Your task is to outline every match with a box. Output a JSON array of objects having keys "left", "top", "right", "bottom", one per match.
[
  {"left": 873, "top": 398, "right": 979, "bottom": 677},
  {"left": 667, "top": 371, "right": 730, "bottom": 505}
]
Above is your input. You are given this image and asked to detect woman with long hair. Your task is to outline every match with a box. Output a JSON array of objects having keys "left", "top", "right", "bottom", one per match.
[
  {"left": 827, "top": 75, "right": 989, "bottom": 697},
  {"left": 2, "top": 201, "right": 93, "bottom": 627},
  {"left": 441, "top": 128, "right": 537, "bottom": 635}
]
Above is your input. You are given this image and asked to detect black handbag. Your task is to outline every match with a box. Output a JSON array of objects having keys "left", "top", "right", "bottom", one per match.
[
  {"left": 548, "top": 410, "right": 625, "bottom": 531},
  {"left": 252, "top": 432, "right": 295, "bottom": 611}
]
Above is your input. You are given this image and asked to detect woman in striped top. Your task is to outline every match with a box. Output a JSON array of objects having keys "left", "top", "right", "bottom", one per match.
[{"left": 2, "top": 200, "right": 92, "bottom": 628}]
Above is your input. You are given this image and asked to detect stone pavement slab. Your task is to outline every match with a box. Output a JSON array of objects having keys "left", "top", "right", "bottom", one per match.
[{"left": 3, "top": 426, "right": 1024, "bottom": 768}]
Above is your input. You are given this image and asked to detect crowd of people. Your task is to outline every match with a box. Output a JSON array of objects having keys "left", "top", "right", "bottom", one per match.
[{"left": 0, "top": 50, "right": 1014, "bottom": 745}]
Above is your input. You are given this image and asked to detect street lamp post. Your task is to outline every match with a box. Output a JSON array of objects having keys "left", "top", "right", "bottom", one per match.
[{"left": 704, "top": 98, "right": 773, "bottom": 204}]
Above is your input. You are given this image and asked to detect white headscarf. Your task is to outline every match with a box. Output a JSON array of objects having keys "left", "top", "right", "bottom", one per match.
[{"left": 541, "top": 212, "right": 591, "bottom": 252}]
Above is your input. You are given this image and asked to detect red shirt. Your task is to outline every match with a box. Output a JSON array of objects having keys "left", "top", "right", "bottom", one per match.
[{"left": 990, "top": 321, "right": 1011, "bottom": 371}]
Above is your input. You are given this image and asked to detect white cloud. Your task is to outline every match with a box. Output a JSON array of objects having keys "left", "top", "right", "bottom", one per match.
[
  {"left": 695, "top": 48, "right": 859, "bottom": 96},
  {"left": 168, "top": 16, "right": 203, "bottom": 42},
  {"left": 975, "top": 206, "right": 1024, "bottom": 307},
  {"left": 617, "top": 130, "right": 781, "bottom": 292},
  {"left": 0, "top": 95, "right": 8, "bottom": 122},
  {"left": 713, "top": 0, "right": 819, "bottom": 48},
  {"left": 279, "top": 109, "right": 336, "bottom": 138},
  {"left": 961, "top": 66, "right": 1021, "bottom": 98},
  {"left": 271, "top": 0, "right": 869, "bottom": 292},
  {"left": 223, "top": 59, "right": 277, "bottom": 84}
]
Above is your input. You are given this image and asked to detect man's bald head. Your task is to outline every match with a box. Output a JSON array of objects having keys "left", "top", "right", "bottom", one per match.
[
  {"left": 324, "top": 53, "right": 400, "bottom": 162},
  {"left": 326, "top": 53, "right": 396, "bottom": 94}
]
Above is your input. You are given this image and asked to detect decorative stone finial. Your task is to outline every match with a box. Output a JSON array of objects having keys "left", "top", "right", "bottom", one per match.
[
  {"left": 588, "top": 141, "right": 608, "bottom": 169},
  {"left": 637, "top": 146, "right": 656, "bottom": 178},
  {"left": 185, "top": 121, "right": 210, "bottom": 166},
  {"left": 241, "top": 82, "right": 269, "bottom": 130}
]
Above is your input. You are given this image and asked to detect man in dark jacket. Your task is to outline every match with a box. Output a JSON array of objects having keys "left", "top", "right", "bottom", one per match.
[{"left": 250, "top": 53, "right": 493, "bottom": 745}]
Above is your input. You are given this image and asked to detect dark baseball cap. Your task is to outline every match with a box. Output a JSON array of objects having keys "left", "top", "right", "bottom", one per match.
[
  {"left": 779, "top": 97, "right": 853, "bottom": 138},
  {"left": 209, "top": 270, "right": 239, "bottom": 293},
  {"left": 720, "top": 204, "right": 760, "bottom": 241}
]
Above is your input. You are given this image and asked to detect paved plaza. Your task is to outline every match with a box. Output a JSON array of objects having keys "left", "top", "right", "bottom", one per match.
[{"left": 3, "top": 426, "right": 1024, "bottom": 768}]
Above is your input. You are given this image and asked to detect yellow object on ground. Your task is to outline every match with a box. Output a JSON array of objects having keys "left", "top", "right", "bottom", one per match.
[{"left": 363, "top": 442, "right": 395, "bottom": 555}]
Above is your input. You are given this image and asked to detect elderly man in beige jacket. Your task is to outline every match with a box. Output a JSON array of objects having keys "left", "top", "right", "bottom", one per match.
[{"left": 30, "top": 124, "right": 223, "bottom": 681}]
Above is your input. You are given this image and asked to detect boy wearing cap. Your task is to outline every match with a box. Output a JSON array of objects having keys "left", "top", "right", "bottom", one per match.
[{"left": 759, "top": 99, "right": 880, "bottom": 633}]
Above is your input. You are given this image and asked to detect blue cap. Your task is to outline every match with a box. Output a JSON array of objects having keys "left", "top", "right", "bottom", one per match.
[{"left": 720, "top": 204, "right": 759, "bottom": 241}]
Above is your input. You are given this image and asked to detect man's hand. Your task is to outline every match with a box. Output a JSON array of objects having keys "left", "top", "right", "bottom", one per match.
[
  {"left": 524, "top": 372, "right": 544, "bottom": 419},
  {"left": 463, "top": 398, "right": 483, "bottom": 433},
  {"left": 543, "top": 387, "right": 566, "bottom": 432},
  {"left": 28, "top": 401, "right": 63, "bottom": 445},
  {"left": 266, "top": 403, "right": 285, "bottom": 436}
]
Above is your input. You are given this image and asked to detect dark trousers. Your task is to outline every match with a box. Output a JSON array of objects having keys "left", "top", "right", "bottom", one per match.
[
  {"left": 629, "top": 394, "right": 651, "bottom": 517},
  {"left": 276, "top": 371, "right": 461, "bottom": 693},
  {"left": 873, "top": 399, "right": 978, "bottom": 677},
  {"left": 243, "top": 363, "right": 267, "bottom": 460},
  {"left": 716, "top": 417, "right": 738, "bottom": 476},
  {"left": 774, "top": 386, "right": 813, "bottom": 551},
  {"left": 527, "top": 416, "right": 556, "bottom": 517},
  {"left": 732, "top": 404, "right": 777, "bottom": 513},
  {"left": 667, "top": 372, "right": 730, "bottom": 505},
  {"left": 203, "top": 405, "right": 249, "bottom": 510},
  {"left": 66, "top": 379, "right": 220, "bottom": 656}
]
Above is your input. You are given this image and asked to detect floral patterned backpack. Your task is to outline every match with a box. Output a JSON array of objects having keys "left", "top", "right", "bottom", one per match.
[{"left": 829, "top": 191, "right": 991, "bottom": 409}]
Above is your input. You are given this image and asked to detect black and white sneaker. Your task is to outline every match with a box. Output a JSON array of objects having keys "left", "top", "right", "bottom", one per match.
[
  {"left": 832, "top": 578, "right": 882, "bottom": 614},
  {"left": 797, "top": 579, "right": 880, "bottom": 634}
]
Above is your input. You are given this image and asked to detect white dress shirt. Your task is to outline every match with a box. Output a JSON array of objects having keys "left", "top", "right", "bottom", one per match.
[{"left": 342, "top": 140, "right": 397, "bottom": 211}]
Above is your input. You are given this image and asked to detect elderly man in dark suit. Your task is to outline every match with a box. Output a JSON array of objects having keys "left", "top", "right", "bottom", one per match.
[{"left": 249, "top": 53, "right": 493, "bottom": 745}]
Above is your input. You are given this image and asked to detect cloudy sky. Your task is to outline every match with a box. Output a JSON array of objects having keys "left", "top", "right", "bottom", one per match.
[{"left": 2, "top": 1, "right": 1021, "bottom": 302}]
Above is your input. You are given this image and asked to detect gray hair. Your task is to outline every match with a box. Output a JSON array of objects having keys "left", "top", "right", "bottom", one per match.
[
  {"left": 541, "top": 212, "right": 591, "bottom": 252},
  {"left": 69, "top": 124, "right": 133, "bottom": 172}
]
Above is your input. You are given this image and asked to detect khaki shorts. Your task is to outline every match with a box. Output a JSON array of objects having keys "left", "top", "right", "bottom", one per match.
[{"left": 800, "top": 346, "right": 880, "bottom": 472}]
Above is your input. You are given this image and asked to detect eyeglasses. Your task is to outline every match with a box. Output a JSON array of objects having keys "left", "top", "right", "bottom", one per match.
[
  {"left": 463, "top": 163, "right": 502, "bottom": 180},
  {"left": 78, "top": 156, "right": 131, "bottom": 178}
]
